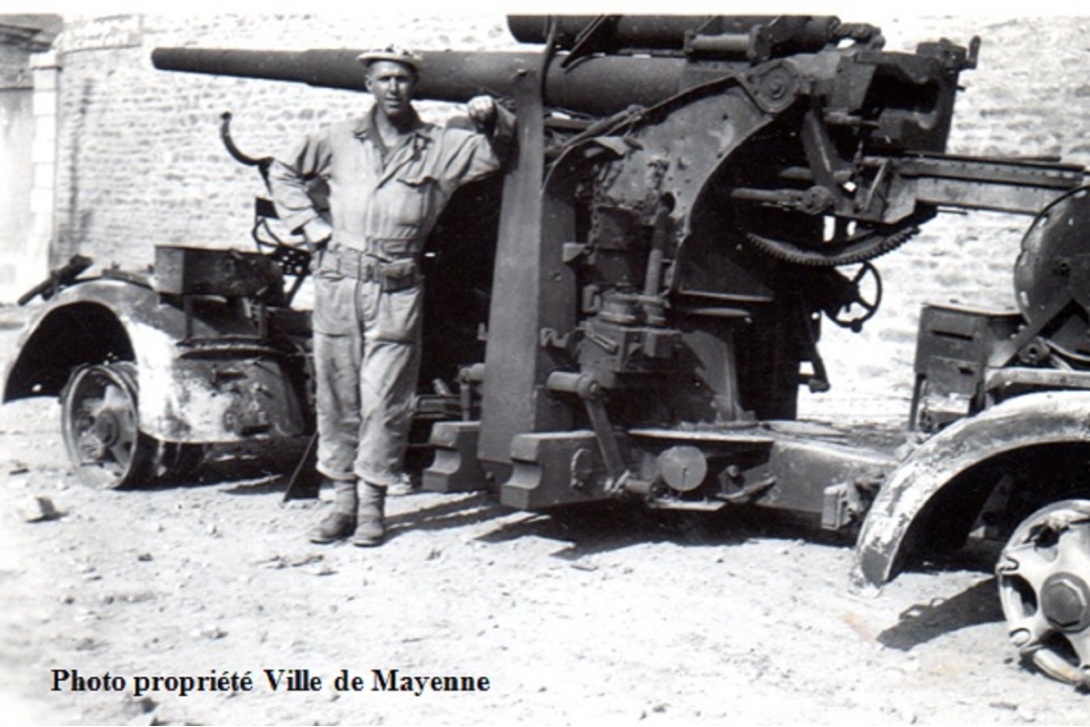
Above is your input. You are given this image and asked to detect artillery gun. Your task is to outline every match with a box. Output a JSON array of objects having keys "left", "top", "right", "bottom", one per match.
[{"left": 7, "top": 14, "right": 1090, "bottom": 686}]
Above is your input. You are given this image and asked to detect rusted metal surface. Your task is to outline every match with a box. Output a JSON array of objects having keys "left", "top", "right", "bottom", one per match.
[
  {"left": 852, "top": 391, "right": 1090, "bottom": 591},
  {"left": 4, "top": 265, "right": 309, "bottom": 446},
  {"left": 153, "top": 245, "right": 282, "bottom": 298},
  {"left": 506, "top": 15, "right": 871, "bottom": 62},
  {"left": 899, "top": 154, "right": 1085, "bottom": 215},
  {"left": 1014, "top": 187, "right": 1090, "bottom": 365},
  {"left": 502, "top": 420, "right": 897, "bottom": 512},
  {"left": 471, "top": 67, "right": 578, "bottom": 478},
  {"left": 909, "top": 304, "right": 1023, "bottom": 431}
]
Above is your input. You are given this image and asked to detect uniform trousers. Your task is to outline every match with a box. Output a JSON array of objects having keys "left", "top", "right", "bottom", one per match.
[{"left": 311, "top": 259, "right": 422, "bottom": 488}]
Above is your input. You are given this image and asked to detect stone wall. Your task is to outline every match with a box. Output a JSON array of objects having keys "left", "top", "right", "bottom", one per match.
[
  {"left": 802, "top": 15, "right": 1090, "bottom": 418},
  {"left": 50, "top": 14, "right": 516, "bottom": 272},
  {"left": 43, "top": 14, "right": 1090, "bottom": 417},
  {"left": 0, "top": 16, "right": 60, "bottom": 305}
]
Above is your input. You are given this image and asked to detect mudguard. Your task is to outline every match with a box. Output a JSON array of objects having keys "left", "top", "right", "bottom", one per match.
[
  {"left": 4, "top": 277, "right": 308, "bottom": 444},
  {"left": 852, "top": 390, "right": 1090, "bottom": 590}
]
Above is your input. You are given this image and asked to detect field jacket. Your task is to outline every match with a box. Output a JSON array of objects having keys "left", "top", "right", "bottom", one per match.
[{"left": 268, "top": 104, "right": 513, "bottom": 259}]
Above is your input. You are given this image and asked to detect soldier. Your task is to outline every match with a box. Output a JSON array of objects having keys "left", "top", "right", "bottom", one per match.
[{"left": 268, "top": 45, "right": 514, "bottom": 546}]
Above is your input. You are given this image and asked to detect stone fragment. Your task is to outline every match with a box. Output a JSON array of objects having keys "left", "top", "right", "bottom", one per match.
[{"left": 15, "top": 495, "right": 60, "bottom": 522}]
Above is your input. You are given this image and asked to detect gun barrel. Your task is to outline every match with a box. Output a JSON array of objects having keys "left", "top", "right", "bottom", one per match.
[
  {"left": 151, "top": 47, "right": 698, "bottom": 116},
  {"left": 508, "top": 14, "right": 722, "bottom": 48},
  {"left": 507, "top": 14, "right": 849, "bottom": 57}
]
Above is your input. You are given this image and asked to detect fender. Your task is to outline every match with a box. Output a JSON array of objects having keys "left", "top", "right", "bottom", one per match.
[
  {"left": 4, "top": 278, "right": 156, "bottom": 402},
  {"left": 852, "top": 390, "right": 1090, "bottom": 590},
  {"left": 4, "top": 277, "right": 308, "bottom": 443}
]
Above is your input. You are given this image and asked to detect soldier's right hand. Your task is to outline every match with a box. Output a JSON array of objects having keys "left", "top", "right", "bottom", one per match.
[{"left": 302, "top": 218, "right": 333, "bottom": 246}]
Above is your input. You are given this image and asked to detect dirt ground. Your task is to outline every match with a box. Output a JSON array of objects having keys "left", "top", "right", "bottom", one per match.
[
  {"left": 7, "top": 9, "right": 1090, "bottom": 726},
  {"left": 1, "top": 305, "right": 1088, "bottom": 727}
]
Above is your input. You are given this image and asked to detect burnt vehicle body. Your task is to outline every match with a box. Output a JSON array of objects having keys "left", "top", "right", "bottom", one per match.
[
  {"left": 7, "top": 15, "right": 1090, "bottom": 686},
  {"left": 857, "top": 185, "right": 1090, "bottom": 687},
  {"left": 3, "top": 246, "right": 313, "bottom": 488}
]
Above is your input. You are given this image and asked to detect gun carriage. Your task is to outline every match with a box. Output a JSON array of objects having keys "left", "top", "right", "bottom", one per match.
[{"left": 7, "top": 15, "right": 1090, "bottom": 686}]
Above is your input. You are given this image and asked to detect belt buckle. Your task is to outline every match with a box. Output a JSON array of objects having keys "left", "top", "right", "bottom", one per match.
[{"left": 350, "top": 249, "right": 369, "bottom": 282}]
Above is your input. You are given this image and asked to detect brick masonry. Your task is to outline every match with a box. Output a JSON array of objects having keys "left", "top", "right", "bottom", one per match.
[
  {"left": 37, "top": 14, "right": 1090, "bottom": 417},
  {"left": 49, "top": 14, "right": 517, "bottom": 271}
]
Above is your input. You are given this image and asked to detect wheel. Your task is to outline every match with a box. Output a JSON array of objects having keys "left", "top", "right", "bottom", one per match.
[
  {"left": 828, "top": 261, "right": 883, "bottom": 333},
  {"left": 61, "top": 362, "right": 156, "bottom": 489},
  {"left": 996, "top": 499, "right": 1090, "bottom": 687}
]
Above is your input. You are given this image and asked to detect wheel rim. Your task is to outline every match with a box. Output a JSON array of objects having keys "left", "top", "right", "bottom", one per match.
[
  {"left": 61, "top": 363, "right": 149, "bottom": 489},
  {"left": 997, "top": 499, "right": 1090, "bottom": 687}
]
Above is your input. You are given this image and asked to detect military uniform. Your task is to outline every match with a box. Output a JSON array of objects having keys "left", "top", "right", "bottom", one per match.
[{"left": 269, "top": 106, "right": 510, "bottom": 492}]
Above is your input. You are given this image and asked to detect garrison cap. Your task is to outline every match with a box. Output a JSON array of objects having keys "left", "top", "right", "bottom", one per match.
[{"left": 357, "top": 45, "right": 423, "bottom": 72}]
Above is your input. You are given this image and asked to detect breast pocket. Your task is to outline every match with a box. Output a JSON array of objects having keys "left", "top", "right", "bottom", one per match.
[{"left": 392, "top": 174, "right": 438, "bottom": 228}]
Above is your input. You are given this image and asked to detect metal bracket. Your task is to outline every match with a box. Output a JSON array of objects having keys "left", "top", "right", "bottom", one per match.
[
  {"left": 539, "top": 327, "right": 572, "bottom": 351},
  {"left": 546, "top": 371, "right": 631, "bottom": 493},
  {"left": 821, "top": 481, "right": 864, "bottom": 530}
]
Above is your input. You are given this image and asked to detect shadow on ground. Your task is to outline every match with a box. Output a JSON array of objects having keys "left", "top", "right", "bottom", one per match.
[
  {"left": 878, "top": 577, "right": 1003, "bottom": 650},
  {"left": 471, "top": 498, "right": 859, "bottom": 560}
]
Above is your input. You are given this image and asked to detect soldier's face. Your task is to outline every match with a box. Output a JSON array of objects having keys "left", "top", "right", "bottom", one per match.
[{"left": 366, "top": 60, "right": 417, "bottom": 121}]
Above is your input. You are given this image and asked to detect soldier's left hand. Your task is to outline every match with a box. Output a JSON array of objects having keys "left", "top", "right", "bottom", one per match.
[{"left": 467, "top": 96, "right": 497, "bottom": 127}]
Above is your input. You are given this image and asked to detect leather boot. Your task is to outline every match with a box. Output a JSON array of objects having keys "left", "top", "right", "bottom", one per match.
[
  {"left": 308, "top": 479, "right": 358, "bottom": 544},
  {"left": 352, "top": 482, "right": 386, "bottom": 547}
]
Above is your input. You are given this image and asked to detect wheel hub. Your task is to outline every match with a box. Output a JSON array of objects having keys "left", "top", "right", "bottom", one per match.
[
  {"left": 77, "top": 432, "right": 107, "bottom": 462},
  {"left": 62, "top": 362, "right": 153, "bottom": 489},
  {"left": 76, "top": 408, "right": 122, "bottom": 463},
  {"left": 93, "top": 410, "right": 121, "bottom": 448},
  {"left": 1041, "top": 572, "right": 1090, "bottom": 632}
]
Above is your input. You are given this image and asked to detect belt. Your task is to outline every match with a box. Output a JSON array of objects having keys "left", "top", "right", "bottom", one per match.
[
  {"left": 332, "top": 232, "right": 425, "bottom": 260},
  {"left": 320, "top": 245, "right": 422, "bottom": 292}
]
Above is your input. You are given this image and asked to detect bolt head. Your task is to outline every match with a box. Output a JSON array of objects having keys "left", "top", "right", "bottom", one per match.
[{"left": 1042, "top": 574, "right": 1090, "bottom": 631}]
